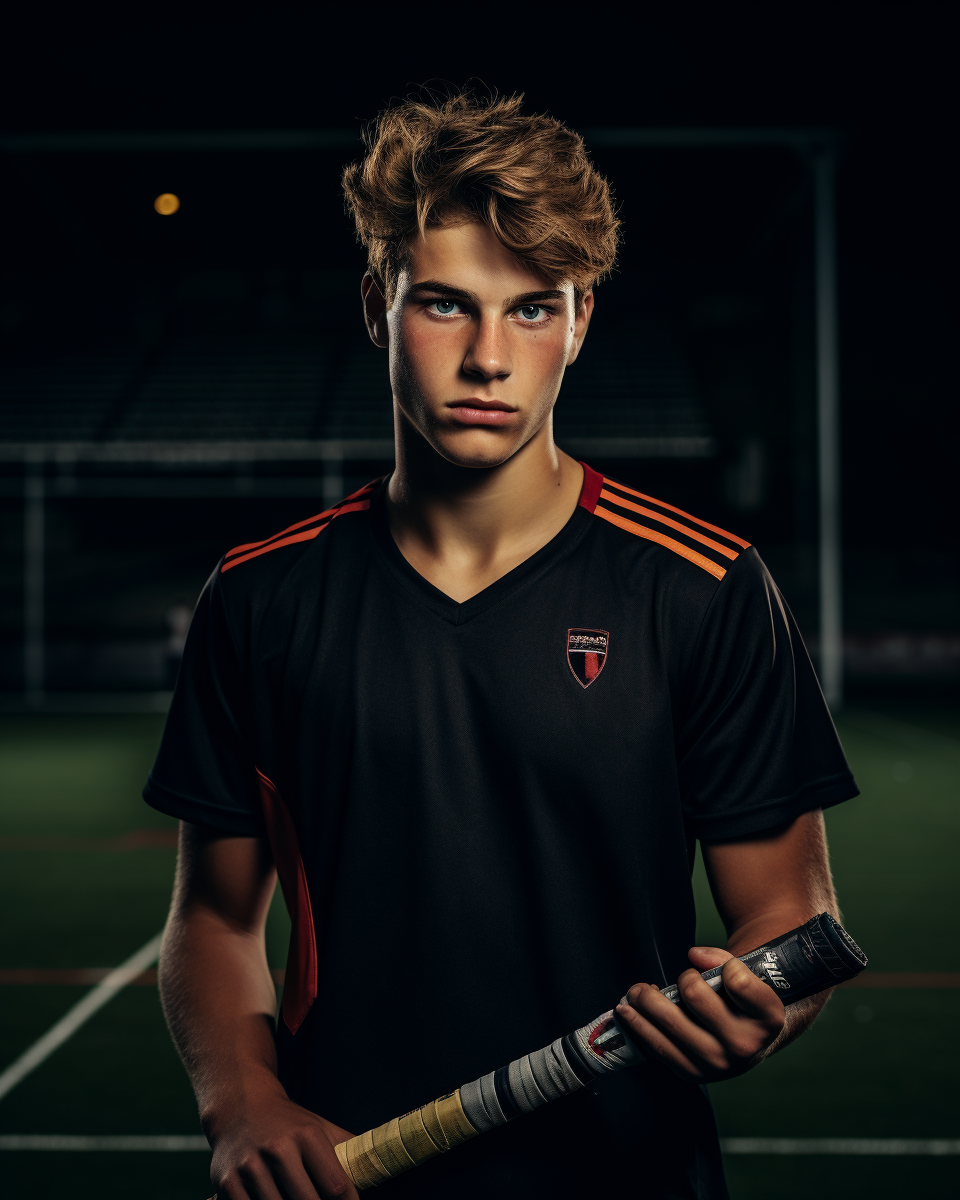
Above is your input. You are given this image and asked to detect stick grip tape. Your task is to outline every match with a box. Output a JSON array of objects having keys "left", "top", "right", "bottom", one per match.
[{"left": 335, "top": 913, "right": 866, "bottom": 1188}]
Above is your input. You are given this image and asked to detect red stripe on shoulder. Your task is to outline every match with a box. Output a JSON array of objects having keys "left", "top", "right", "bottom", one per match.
[
  {"left": 225, "top": 508, "right": 337, "bottom": 559},
  {"left": 221, "top": 523, "right": 331, "bottom": 572},
  {"left": 577, "top": 462, "right": 604, "bottom": 513}
]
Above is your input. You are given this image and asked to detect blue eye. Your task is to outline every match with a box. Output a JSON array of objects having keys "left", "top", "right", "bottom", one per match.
[
  {"left": 518, "top": 305, "right": 545, "bottom": 321},
  {"left": 431, "top": 300, "right": 460, "bottom": 315}
]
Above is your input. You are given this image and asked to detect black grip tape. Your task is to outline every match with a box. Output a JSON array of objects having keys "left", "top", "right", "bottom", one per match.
[
  {"left": 692, "top": 913, "right": 868, "bottom": 1006},
  {"left": 493, "top": 1065, "right": 522, "bottom": 1121}
]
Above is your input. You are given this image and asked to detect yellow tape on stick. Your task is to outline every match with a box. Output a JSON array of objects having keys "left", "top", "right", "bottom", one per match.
[
  {"left": 334, "top": 1090, "right": 478, "bottom": 1189},
  {"left": 420, "top": 1097, "right": 449, "bottom": 1151},
  {"left": 344, "top": 1128, "right": 391, "bottom": 1189},
  {"left": 434, "top": 1091, "right": 478, "bottom": 1148},
  {"left": 372, "top": 1116, "right": 416, "bottom": 1177},
  {"left": 399, "top": 1107, "right": 444, "bottom": 1163}
]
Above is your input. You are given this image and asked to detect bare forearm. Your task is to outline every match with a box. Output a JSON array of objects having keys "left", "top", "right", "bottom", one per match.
[
  {"left": 162, "top": 826, "right": 356, "bottom": 1198},
  {"left": 159, "top": 904, "right": 284, "bottom": 1124},
  {"left": 723, "top": 896, "right": 839, "bottom": 1062},
  {"left": 767, "top": 989, "right": 832, "bottom": 1057},
  {"left": 704, "top": 809, "right": 840, "bottom": 1060}
]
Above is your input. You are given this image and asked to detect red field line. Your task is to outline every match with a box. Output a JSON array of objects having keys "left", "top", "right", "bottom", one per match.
[
  {"left": 0, "top": 829, "right": 179, "bottom": 852},
  {"left": 840, "top": 972, "right": 960, "bottom": 988},
  {"left": 0, "top": 967, "right": 286, "bottom": 986},
  {"left": 0, "top": 968, "right": 161, "bottom": 986}
]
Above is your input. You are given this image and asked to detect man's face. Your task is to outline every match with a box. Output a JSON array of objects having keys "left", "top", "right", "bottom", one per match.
[{"left": 365, "top": 222, "right": 593, "bottom": 468}]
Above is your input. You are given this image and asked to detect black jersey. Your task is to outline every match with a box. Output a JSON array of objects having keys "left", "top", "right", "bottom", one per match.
[{"left": 145, "top": 464, "right": 857, "bottom": 1199}]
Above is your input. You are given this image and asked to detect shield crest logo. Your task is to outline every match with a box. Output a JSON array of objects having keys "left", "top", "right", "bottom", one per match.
[{"left": 567, "top": 628, "right": 610, "bottom": 689}]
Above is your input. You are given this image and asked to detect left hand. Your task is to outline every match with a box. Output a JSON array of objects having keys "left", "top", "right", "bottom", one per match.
[{"left": 616, "top": 946, "right": 786, "bottom": 1082}]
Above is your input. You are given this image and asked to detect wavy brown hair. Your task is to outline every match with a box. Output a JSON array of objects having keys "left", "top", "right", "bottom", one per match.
[{"left": 342, "top": 92, "right": 619, "bottom": 305}]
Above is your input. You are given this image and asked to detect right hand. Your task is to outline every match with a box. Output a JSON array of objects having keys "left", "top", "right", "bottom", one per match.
[{"left": 205, "top": 1087, "right": 358, "bottom": 1199}]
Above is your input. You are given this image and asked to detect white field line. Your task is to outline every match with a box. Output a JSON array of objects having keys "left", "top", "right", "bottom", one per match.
[
  {"left": 0, "top": 1134, "right": 957, "bottom": 1155},
  {"left": 0, "top": 932, "right": 163, "bottom": 1103},
  {"left": 722, "top": 1138, "right": 960, "bottom": 1156}
]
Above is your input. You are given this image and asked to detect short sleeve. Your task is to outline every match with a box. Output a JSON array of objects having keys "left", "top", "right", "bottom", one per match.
[
  {"left": 676, "top": 548, "right": 858, "bottom": 841},
  {"left": 143, "top": 567, "right": 263, "bottom": 835}
]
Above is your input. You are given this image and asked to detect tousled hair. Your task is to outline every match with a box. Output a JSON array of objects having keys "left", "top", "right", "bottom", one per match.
[{"left": 342, "top": 92, "right": 619, "bottom": 305}]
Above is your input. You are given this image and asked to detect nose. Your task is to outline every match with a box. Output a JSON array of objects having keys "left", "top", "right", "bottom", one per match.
[{"left": 462, "top": 313, "right": 511, "bottom": 382}]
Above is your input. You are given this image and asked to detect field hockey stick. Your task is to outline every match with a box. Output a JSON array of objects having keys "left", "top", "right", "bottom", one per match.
[{"left": 334, "top": 912, "right": 867, "bottom": 1189}]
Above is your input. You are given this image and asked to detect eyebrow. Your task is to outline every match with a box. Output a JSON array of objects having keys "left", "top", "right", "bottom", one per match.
[{"left": 406, "top": 280, "right": 566, "bottom": 307}]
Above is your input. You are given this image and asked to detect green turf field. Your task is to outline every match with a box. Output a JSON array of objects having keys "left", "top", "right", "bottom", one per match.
[{"left": 0, "top": 706, "right": 957, "bottom": 1198}]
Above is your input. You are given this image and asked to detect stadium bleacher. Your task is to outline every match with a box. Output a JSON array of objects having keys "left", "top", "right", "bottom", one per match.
[{"left": 1, "top": 326, "right": 714, "bottom": 448}]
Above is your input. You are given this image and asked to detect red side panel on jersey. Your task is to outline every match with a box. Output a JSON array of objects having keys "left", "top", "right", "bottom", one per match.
[
  {"left": 256, "top": 769, "right": 317, "bottom": 1034},
  {"left": 577, "top": 462, "right": 605, "bottom": 513}
]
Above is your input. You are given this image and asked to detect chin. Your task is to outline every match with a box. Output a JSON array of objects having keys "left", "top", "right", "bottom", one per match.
[{"left": 430, "top": 429, "right": 527, "bottom": 469}]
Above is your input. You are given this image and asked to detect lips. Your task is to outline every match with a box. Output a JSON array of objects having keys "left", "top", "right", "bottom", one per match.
[{"left": 447, "top": 399, "right": 517, "bottom": 427}]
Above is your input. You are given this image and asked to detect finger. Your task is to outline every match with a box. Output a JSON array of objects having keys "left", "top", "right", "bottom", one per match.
[
  {"left": 686, "top": 945, "right": 734, "bottom": 970},
  {"left": 236, "top": 1161, "right": 286, "bottom": 1200},
  {"left": 626, "top": 976, "right": 722, "bottom": 1032},
  {"left": 615, "top": 1000, "right": 706, "bottom": 1079},
  {"left": 676, "top": 965, "right": 750, "bottom": 1027},
  {"left": 211, "top": 1161, "right": 252, "bottom": 1200},
  {"left": 213, "top": 1168, "right": 263, "bottom": 1200},
  {"left": 302, "top": 1135, "right": 358, "bottom": 1200},
  {"left": 672, "top": 968, "right": 778, "bottom": 1057},
  {"left": 273, "top": 1154, "right": 329, "bottom": 1200},
  {"left": 622, "top": 984, "right": 730, "bottom": 1070},
  {"left": 719, "top": 958, "right": 787, "bottom": 1027}
]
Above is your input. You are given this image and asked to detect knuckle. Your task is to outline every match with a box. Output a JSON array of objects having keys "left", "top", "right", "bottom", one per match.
[
  {"left": 261, "top": 1135, "right": 295, "bottom": 1161},
  {"left": 678, "top": 973, "right": 701, "bottom": 999},
  {"left": 634, "top": 983, "right": 660, "bottom": 1009},
  {"left": 728, "top": 1036, "right": 760, "bottom": 1060},
  {"left": 705, "top": 1050, "right": 730, "bottom": 1073},
  {"left": 725, "top": 967, "right": 751, "bottom": 991},
  {"left": 218, "top": 1169, "right": 243, "bottom": 1194}
]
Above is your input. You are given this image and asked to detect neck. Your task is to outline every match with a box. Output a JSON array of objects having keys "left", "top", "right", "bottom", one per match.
[{"left": 385, "top": 410, "right": 584, "bottom": 602}]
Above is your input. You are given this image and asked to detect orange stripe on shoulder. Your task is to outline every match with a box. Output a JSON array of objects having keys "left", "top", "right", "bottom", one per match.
[
  {"left": 221, "top": 497, "right": 372, "bottom": 573},
  {"left": 603, "top": 479, "right": 751, "bottom": 549},
  {"left": 598, "top": 489, "right": 739, "bottom": 561},
  {"left": 224, "top": 482, "right": 379, "bottom": 561},
  {"left": 594, "top": 504, "right": 727, "bottom": 580}
]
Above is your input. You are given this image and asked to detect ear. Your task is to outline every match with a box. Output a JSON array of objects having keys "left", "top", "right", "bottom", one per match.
[
  {"left": 566, "top": 291, "right": 594, "bottom": 366},
  {"left": 361, "top": 273, "right": 389, "bottom": 348}
]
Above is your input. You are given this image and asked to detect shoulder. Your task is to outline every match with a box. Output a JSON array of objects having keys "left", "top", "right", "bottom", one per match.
[
  {"left": 579, "top": 465, "right": 751, "bottom": 586},
  {"left": 216, "top": 480, "right": 379, "bottom": 591}
]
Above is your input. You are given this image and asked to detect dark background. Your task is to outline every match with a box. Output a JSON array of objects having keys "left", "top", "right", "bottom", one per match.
[
  {"left": 1, "top": 22, "right": 957, "bottom": 1200},
  {"left": 1, "top": 9, "right": 956, "bottom": 697}
]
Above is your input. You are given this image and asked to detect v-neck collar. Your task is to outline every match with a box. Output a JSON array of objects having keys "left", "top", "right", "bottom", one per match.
[{"left": 369, "top": 467, "right": 599, "bottom": 626}]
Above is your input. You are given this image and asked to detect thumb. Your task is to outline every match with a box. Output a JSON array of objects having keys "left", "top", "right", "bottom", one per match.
[{"left": 687, "top": 945, "right": 735, "bottom": 971}]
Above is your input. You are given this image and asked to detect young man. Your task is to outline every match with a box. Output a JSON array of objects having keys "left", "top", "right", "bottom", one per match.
[{"left": 146, "top": 94, "right": 858, "bottom": 1199}]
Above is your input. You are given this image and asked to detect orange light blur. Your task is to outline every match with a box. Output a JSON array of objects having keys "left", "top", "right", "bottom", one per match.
[{"left": 154, "top": 193, "right": 180, "bottom": 216}]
